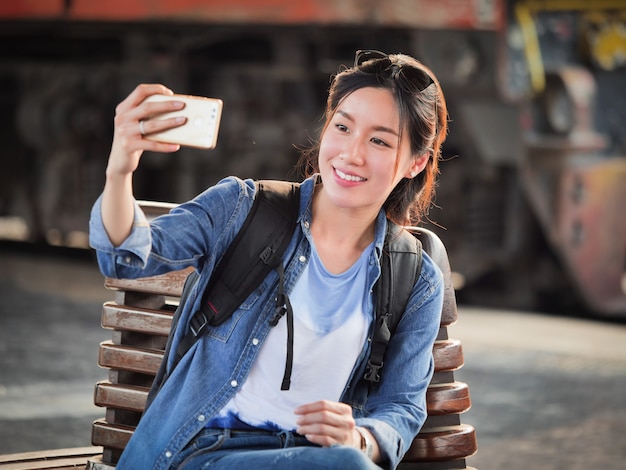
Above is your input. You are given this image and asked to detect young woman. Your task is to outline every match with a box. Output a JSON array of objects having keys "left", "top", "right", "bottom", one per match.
[{"left": 89, "top": 50, "right": 448, "bottom": 470}]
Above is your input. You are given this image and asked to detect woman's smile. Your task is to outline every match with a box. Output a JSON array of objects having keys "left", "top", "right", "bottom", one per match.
[{"left": 334, "top": 167, "right": 367, "bottom": 184}]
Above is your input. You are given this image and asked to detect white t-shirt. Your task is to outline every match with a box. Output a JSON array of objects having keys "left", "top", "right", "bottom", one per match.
[{"left": 207, "top": 242, "right": 373, "bottom": 431}]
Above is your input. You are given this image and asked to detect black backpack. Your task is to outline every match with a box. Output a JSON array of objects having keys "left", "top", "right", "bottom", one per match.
[{"left": 147, "top": 180, "right": 422, "bottom": 406}]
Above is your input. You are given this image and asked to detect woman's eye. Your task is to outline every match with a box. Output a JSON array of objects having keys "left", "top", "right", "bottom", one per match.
[
  {"left": 335, "top": 123, "right": 348, "bottom": 132},
  {"left": 371, "top": 137, "right": 389, "bottom": 147}
]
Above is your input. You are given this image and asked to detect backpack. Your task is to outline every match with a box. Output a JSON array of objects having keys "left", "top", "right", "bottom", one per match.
[{"left": 146, "top": 180, "right": 422, "bottom": 406}]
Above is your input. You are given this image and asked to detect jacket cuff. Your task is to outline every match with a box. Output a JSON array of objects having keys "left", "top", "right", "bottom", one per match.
[{"left": 89, "top": 195, "right": 152, "bottom": 271}]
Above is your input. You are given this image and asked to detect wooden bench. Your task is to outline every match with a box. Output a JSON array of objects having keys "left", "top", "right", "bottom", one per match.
[{"left": 87, "top": 202, "right": 477, "bottom": 469}]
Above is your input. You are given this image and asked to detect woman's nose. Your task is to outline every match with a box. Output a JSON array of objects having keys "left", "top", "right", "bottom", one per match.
[{"left": 340, "top": 135, "right": 366, "bottom": 164}]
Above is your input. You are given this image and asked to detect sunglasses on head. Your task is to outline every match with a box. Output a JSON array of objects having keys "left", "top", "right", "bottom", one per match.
[{"left": 354, "top": 49, "right": 435, "bottom": 92}]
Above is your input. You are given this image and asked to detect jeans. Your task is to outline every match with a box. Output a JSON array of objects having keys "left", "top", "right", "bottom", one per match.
[{"left": 172, "top": 428, "right": 383, "bottom": 469}]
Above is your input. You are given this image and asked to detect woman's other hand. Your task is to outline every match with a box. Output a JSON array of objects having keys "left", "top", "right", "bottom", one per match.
[{"left": 295, "top": 400, "right": 379, "bottom": 461}]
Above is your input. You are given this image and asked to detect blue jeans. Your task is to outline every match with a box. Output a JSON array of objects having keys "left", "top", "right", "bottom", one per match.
[{"left": 171, "top": 428, "right": 383, "bottom": 469}]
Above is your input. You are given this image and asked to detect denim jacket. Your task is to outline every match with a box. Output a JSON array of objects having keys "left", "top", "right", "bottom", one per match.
[{"left": 89, "top": 175, "right": 443, "bottom": 470}]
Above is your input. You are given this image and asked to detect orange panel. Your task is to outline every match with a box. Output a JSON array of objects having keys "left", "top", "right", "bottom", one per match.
[
  {"left": 0, "top": 0, "right": 65, "bottom": 17},
  {"left": 1, "top": 0, "right": 504, "bottom": 30},
  {"left": 68, "top": 0, "right": 355, "bottom": 23}
]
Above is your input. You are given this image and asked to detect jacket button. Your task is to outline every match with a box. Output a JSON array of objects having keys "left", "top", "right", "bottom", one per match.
[
  {"left": 252, "top": 338, "right": 259, "bottom": 346},
  {"left": 231, "top": 380, "right": 238, "bottom": 387},
  {"left": 198, "top": 414, "right": 205, "bottom": 422},
  {"left": 299, "top": 255, "right": 306, "bottom": 263},
  {"left": 165, "top": 451, "right": 172, "bottom": 458}
]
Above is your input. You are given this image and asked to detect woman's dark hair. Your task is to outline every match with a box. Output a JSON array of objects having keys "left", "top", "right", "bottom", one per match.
[{"left": 298, "top": 51, "right": 448, "bottom": 226}]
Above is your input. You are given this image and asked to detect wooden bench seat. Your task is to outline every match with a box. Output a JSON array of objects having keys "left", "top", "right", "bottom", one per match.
[
  {"left": 85, "top": 202, "right": 477, "bottom": 469},
  {"left": 0, "top": 447, "right": 102, "bottom": 470}
]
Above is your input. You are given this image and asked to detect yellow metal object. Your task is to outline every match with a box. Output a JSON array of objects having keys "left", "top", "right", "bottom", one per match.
[
  {"left": 585, "top": 14, "right": 626, "bottom": 70},
  {"left": 513, "top": 0, "right": 626, "bottom": 94},
  {"left": 515, "top": 2, "right": 546, "bottom": 93}
]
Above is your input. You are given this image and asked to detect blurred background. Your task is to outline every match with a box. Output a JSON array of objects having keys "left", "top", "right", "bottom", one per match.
[
  {"left": 0, "top": 1, "right": 625, "bottom": 469},
  {"left": 0, "top": 0, "right": 625, "bottom": 317}
]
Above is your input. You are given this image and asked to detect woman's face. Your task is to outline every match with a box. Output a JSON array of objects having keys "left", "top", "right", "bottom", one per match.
[{"left": 318, "top": 86, "right": 425, "bottom": 215}]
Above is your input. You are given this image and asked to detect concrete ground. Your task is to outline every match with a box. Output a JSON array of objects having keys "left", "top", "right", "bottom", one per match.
[
  {"left": 453, "top": 308, "right": 626, "bottom": 469},
  {"left": 1, "top": 242, "right": 626, "bottom": 469}
]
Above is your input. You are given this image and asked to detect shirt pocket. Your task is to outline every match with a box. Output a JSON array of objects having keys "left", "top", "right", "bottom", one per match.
[{"left": 204, "top": 279, "right": 273, "bottom": 342}]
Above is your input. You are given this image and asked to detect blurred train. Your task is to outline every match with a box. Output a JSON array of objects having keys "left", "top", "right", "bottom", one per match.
[{"left": 1, "top": 0, "right": 625, "bottom": 317}]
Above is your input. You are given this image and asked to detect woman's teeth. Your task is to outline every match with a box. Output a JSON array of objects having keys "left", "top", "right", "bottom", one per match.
[{"left": 336, "top": 168, "right": 366, "bottom": 182}]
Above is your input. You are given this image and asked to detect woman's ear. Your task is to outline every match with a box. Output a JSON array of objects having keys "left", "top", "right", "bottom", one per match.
[{"left": 406, "top": 152, "right": 430, "bottom": 178}]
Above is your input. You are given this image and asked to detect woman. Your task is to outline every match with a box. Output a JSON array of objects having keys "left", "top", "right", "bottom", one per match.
[{"left": 89, "top": 50, "right": 448, "bottom": 469}]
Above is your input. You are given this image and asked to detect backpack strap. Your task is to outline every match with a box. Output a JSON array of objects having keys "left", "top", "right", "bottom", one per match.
[
  {"left": 364, "top": 223, "right": 423, "bottom": 384},
  {"left": 174, "top": 180, "right": 300, "bottom": 366}
]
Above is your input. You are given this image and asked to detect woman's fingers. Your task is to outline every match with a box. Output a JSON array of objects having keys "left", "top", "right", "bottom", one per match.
[
  {"left": 107, "top": 84, "right": 187, "bottom": 176},
  {"left": 139, "top": 113, "right": 186, "bottom": 138},
  {"left": 294, "top": 400, "right": 356, "bottom": 447},
  {"left": 116, "top": 83, "right": 174, "bottom": 114}
]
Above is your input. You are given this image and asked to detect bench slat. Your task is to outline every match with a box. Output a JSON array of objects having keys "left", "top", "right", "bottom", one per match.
[
  {"left": 99, "top": 324, "right": 464, "bottom": 372},
  {"left": 94, "top": 382, "right": 149, "bottom": 413},
  {"left": 103, "top": 269, "right": 458, "bottom": 328},
  {"left": 101, "top": 302, "right": 173, "bottom": 336},
  {"left": 91, "top": 421, "right": 134, "bottom": 451},
  {"left": 0, "top": 447, "right": 102, "bottom": 470},
  {"left": 0, "top": 458, "right": 87, "bottom": 470},
  {"left": 97, "top": 341, "right": 462, "bottom": 377},
  {"left": 98, "top": 342, "right": 163, "bottom": 375},
  {"left": 104, "top": 268, "right": 192, "bottom": 297},
  {"left": 403, "top": 424, "right": 477, "bottom": 462},
  {"left": 92, "top": 380, "right": 470, "bottom": 417},
  {"left": 91, "top": 421, "right": 477, "bottom": 463},
  {"left": 426, "top": 382, "right": 471, "bottom": 415},
  {"left": 432, "top": 339, "right": 464, "bottom": 372}
]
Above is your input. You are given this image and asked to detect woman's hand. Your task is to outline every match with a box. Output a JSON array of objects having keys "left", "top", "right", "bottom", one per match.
[
  {"left": 296, "top": 400, "right": 379, "bottom": 460},
  {"left": 102, "top": 83, "right": 187, "bottom": 246},
  {"left": 106, "top": 83, "right": 185, "bottom": 178},
  {"left": 295, "top": 400, "right": 358, "bottom": 447}
]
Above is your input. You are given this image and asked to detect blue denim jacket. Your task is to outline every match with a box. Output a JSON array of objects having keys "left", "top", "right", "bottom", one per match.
[{"left": 89, "top": 175, "right": 443, "bottom": 470}]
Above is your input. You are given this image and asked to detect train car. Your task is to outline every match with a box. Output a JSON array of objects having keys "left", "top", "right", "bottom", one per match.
[{"left": 1, "top": 0, "right": 625, "bottom": 316}]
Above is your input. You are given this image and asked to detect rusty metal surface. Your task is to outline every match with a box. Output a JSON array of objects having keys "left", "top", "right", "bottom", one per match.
[
  {"left": 524, "top": 154, "right": 626, "bottom": 316},
  {"left": 556, "top": 159, "right": 626, "bottom": 313},
  {"left": 0, "top": 0, "right": 504, "bottom": 30},
  {"left": 522, "top": 66, "right": 626, "bottom": 316}
]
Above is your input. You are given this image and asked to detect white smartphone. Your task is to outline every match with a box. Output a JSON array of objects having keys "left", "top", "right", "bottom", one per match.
[{"left": 144, "top": 94, "right": 223, "bottom": 149}]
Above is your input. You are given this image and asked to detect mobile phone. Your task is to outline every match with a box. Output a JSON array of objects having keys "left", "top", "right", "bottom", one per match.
[{"left": 144, "top": 94, "right": 223, "bottom": 149}]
